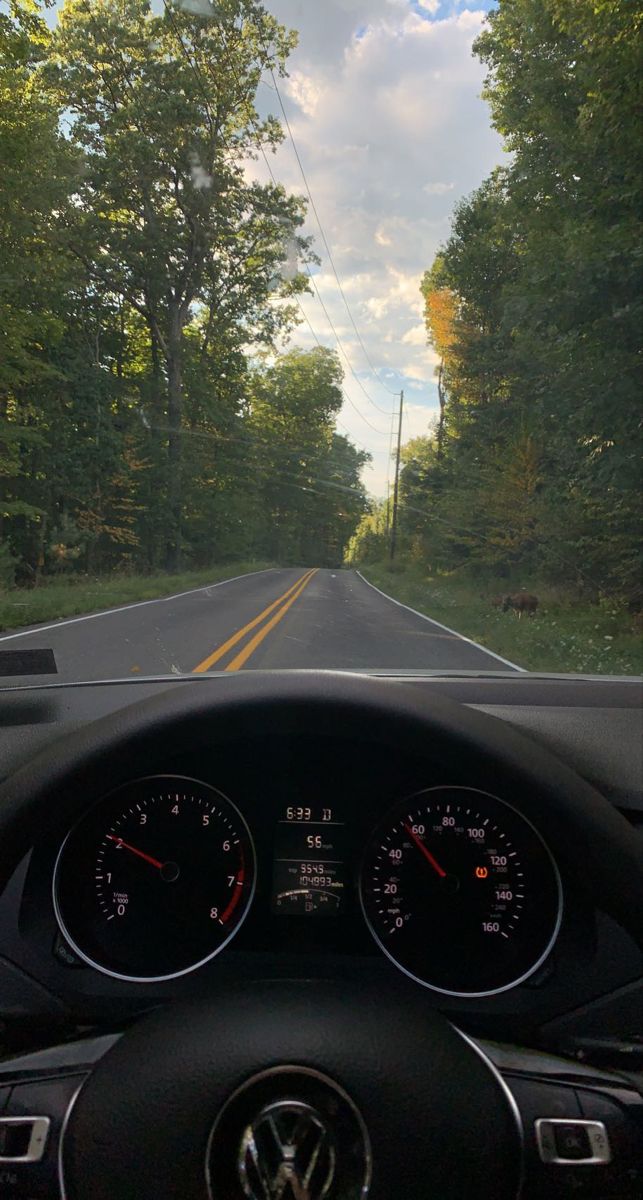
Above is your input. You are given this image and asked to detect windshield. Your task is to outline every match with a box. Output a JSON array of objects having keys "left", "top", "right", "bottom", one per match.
[{"left": 1, "top": 0, "right": 641, "bottom": 686}]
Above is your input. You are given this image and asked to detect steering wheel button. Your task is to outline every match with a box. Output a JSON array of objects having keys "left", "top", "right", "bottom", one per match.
[
  {"left": 535, "top": 1119, "right": 557, "bottom": 1160},
  {"left": 0, "top": 1117, "right": 50, "bottom": 1163},
  {"left": 587, "top": 1125, "right": 610, "bottom": 1157},
  {"left": 535, "top": 1119, "right": 611, "bottom": 1165},
  {"left": 553, "top": 1123, "right": 592, "bottom": 1160}
]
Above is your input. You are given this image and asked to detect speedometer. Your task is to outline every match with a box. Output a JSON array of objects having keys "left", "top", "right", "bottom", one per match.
[
  {"left": 53, "top": 776, "right": 256, "bottom": 982},
  {"left": 360, "top": 786, "right": 562, "bottom": 997}
]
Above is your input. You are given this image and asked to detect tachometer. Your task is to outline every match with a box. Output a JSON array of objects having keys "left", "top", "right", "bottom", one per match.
[
  {"left": 360, "top": 786, "right": 562, "bottom": 997},
  {"left": 53, "top": 776, "right": 256, "bottom": 982}
]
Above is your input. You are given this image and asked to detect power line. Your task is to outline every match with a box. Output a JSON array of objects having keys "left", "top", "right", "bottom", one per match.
[
  {"left": 142, "top": 409, "right": 372, "bottom": 481},
  {"left": 142, "top": 419, "right": 371, "bottom": 498},
  {"left": 161, "top": 5, "right": 390, "bottom": 442},
  {"left": 165, "top": 7, "right": 391, "bottom": 439},
  {"left": 161, "top": 1, "right": 218, "bottom": 136},
  {"left": 293, "top": 295, "right": 391, "bottom": 436},
  {"left": 237, "top": 119, "right": 392, "bottom": 433},
  {"left": 264, "top": 61, "right": 398, "bottom": 403},
  {"left": 208, "top": 16, "right": 395, "bottom": 428},
  {"left": 335, "top": 418, "right": 374, "bottom": 456},
  {"left": 301, "top": 269, "right": 392, "bottom": 429}
]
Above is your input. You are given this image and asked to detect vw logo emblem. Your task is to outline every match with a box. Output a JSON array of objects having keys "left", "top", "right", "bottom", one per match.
[{"left": 238, "top": 1099, "right": 336, "bottom": 1200}]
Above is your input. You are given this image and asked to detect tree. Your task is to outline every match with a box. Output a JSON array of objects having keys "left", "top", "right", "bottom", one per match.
[
  {"left": 407, "top": 0, "right": 642, "bottom": 601},
  {"left": 47, "top": 0, "right": 312, "bottom": 567},
  {"left": 0, "top": 0, "right": 78, "bottom": 576},
  {"left": 420, "top": 258, "right": 457, "bottom": 458},
  {"left": 245, "top": 347, "right": 369, "bottom": 565},
  {"left": 0, "top": 1, "right": 374, "bottom": 591}
]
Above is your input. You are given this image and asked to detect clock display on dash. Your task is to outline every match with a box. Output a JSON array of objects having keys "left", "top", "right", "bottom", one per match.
[{"left": 271, "top": 805, "right": 346, "bottom": 915}]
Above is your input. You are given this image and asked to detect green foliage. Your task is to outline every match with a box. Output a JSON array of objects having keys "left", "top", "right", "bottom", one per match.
[
  {"left": 346, "top": 501, "right": 389, "bottom": 565},
  {"left": 409, "top": 0, "right": 642, "bottom": 610},
  {"left": 0, "top": 561, "right": 274, "bottom": 632},
  {"left": 243, "top": 347, "right": 370, "bottom": 566},
  {"left": 360, "top": 563, "right": 643, "bottom": 678},
  {"left": 0, "top": 0, "right": 368, "bottom": 595}
]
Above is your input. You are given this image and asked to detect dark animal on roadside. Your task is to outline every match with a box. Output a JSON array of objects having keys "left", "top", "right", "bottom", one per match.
[
  {"left": 502, "top": 592, "right": 539, "bottom": 618},
  {"left": 490, "top": 594, "right": 505, "bottom": 609}
]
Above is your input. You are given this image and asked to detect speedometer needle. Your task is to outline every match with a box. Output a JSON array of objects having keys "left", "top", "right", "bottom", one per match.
[
  {"left": 106, "top": 834, "right": 163, "bottom": 870},
  {"left": 404, "top": 823, "right": 447, "bottom": 879}
]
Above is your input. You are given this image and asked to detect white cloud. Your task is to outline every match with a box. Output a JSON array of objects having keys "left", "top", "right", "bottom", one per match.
[
  {"left": 285, "top": 70, "right": 324, "bottom": 118},
  {"left": 254, "top": 1, "right": 502, "bottom": 496},
  {"left": 402, "top": 323, "right": 429, "bottom": 346}
]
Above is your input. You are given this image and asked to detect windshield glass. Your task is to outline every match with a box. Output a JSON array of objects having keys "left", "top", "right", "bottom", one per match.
[{"left": 1, "top": 0, "right": 641, "bottom": 686}]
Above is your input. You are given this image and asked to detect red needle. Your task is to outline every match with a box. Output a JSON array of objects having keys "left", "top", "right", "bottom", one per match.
[
  {"left": 404, "top": 823, "right": 447, "bottom": 879},
  {"left": 106, "top": 834, "right": 163, "bottom": 870}
]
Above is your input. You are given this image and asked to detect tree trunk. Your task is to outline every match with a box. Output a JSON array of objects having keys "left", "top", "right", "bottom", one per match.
[
  {"left": 165, "top": 305, "right": 183, "bottom": 572},
  {"left": 146, "top": 327, "right": 165, "bottom": 571},
  {"left": 437, "top": 360, "right": 446, "bottom": 461}
]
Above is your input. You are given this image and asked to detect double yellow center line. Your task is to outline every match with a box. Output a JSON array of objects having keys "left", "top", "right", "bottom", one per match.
[{"left": 192, "top": 568, "right": 318, "bottom": 674}]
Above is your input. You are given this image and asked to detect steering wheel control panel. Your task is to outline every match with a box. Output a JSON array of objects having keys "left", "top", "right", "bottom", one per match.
[
  {"left": 1, "top": 1036, "right": 642, "bottom": 1200},
  {"left": 503, "top": 1068, "right": 643, "bottom": 1199}
]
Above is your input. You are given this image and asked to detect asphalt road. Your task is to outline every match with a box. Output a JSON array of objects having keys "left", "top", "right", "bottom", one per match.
[{"left": 0, "top": 567, "right": 521, "bottom": 686}]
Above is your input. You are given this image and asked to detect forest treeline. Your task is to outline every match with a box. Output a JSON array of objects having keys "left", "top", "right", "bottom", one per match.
[
  {"left": 351, "top": 0, "right": 642, "bottom": 607},
  {"left": 1, "top": 0, "right": 369, "bottom": 587}
]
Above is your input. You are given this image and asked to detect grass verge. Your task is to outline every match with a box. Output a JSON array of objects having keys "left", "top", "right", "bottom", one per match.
[
  {"left": 357, "top": 562, "right": 643, "bottom": 676},
  {"left": 0, "top": 563, "right": 275, "bottom": 634}
]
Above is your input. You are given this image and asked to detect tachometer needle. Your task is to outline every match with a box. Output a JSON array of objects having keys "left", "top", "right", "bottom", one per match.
[
  {"left": 106, "top": 834, "right": 163, "bottom": 870},
  {"left": 404, "top": 823, "right": 447, "bottom": 879}
]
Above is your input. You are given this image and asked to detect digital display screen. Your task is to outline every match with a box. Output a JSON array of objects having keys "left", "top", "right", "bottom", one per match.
[{"left": 272, "top": 805, "right": 346, "bottom": 915}]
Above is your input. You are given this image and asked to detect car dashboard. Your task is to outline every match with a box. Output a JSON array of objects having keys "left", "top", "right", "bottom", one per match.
[
  {"left": 0, "top": 671, "right": 641, "bottom": 1049},
  {"left": 1, "top": 670, "right": 642, "bottom": 1200}
]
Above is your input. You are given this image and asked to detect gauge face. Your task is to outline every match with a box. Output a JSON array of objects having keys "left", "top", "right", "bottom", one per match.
[
  {"left": 360, "top": 786, "right": 562, "bottom": 997},
  {"left": 53, "top": 776, "right": 256, "bottom": 982}
]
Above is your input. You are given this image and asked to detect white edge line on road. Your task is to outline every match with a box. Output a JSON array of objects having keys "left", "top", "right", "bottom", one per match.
[
  {"left": 0, "top": 567, "right": 277, "bottom": 645},
  {"left": 354, "top": 570, "right": 526, "bottom": 673}
]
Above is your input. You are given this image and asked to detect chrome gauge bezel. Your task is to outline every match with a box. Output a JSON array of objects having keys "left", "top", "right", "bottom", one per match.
[
  {"left": 359, "top": 785, "right": 563, "bottom": 998},
  {"left": 52, "top": 774, "right": 257, "bottom": 983}
]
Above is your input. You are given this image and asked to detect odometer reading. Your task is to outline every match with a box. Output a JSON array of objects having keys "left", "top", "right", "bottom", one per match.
[
  {"left": 360, "top": 786, "right": 562, "bottom": 996},
  {"left": 53, "top": 776, "right": 256, "bottom": 982}
]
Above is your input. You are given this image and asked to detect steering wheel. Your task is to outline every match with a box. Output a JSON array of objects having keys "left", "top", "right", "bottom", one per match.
[{"left": 1, "top": 672, "right": 642, "bottom": 1200}]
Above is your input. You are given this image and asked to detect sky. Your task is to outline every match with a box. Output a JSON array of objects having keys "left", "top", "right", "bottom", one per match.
[
  {"left": 49, "top": 0, "right": 502, "bottom": 499},
  {"left": 254, "top": 0, "right": 502, "bottom": 497}
]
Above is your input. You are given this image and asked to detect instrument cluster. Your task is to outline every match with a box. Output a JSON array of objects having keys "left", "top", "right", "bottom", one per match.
[{"left": 53, "top": 774, "right": 563, "bottom": 997}]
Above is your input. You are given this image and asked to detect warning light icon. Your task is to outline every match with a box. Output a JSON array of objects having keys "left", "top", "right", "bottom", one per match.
[{"left": 475, "top": 866, "right": 488, "bottom": 879}]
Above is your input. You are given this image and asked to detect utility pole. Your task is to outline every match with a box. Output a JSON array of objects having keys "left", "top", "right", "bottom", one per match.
[{"left": 389, "top": 389, "right": 404, "bottom": 561}]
